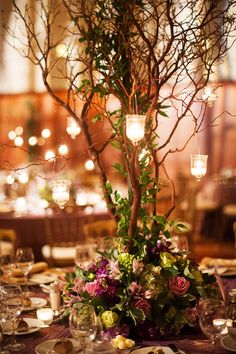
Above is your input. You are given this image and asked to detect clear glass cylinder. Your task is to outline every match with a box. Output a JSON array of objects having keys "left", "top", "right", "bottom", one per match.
[
  {"left": 126, "top": 114, "right": 146, "bottom": 145},
  {"left": 52, "top": 179, "right": 71, "bottom": 209},
  {"left": 190, "top": 154, "right": 208, "bottom": 181}
]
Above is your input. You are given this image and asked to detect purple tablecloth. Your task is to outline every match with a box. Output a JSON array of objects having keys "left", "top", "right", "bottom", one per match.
[{"left": 2, "top": 277, "right": 236, "bottom": 354}]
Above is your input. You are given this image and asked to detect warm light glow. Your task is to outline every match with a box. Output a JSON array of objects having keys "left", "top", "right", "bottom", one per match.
[
  {"left": 45, "top": 150, "right": 56, "bottom": 161},
  {"left": 41, "top": 128, "right": 51, "bottom": 138},
  {"left": 6, "top": 174, "right": 15, "bottom": 184},
  {"left": 38, "top": 137, "right": 45, "bottom": 146},
  {"left": 15, "top": 126, "right": 23, "bottom": 135},
  {"left": 85, "top": 159, "right": 95, "bottom": 171},
  {"left": 18, "top": 172, "right": 29, "bottom": 184},
  {"left": 126, "top": 114, "right": 146, "bottom": 145},
  {"left": 8, "top": 130, "right": 16, "bottom": 140},
  {"left": 202, "top": 85, "right": 217, "bottom": 106},
  {"left": 66, "top": 117, "right": 81, "bottom": 139},
  {"left": 28, "top": 136, "right": 37, "bottom": 146},
  {"left": 36, "top": 308, "right": 53, "bottom": 325},
  {"left": 52, "top": 179, "right": 71, "bottom": 209},
  {"left": 190, "top": 154, "right": 208, "bottom": 181},
  {"left": 58, "top": 144, "right": 69, "bottom": 155},
  {"left": 56, "top": 43, "right": 69, "bottom": 58},
  {"left": 14, "top": 136, "right": 24, "bottom": 146}
]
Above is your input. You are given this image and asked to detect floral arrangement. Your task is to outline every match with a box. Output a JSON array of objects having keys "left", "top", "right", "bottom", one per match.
[{"left": 60, "top": 231, "right": 218, "bottom": 340}]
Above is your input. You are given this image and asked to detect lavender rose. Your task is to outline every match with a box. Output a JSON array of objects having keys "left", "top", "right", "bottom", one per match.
[{"left": 169, "top": 276, "right": 190, "bottom": 296}]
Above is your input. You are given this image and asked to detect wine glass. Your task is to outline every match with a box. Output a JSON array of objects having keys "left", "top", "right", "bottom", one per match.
[
  {"left": 198, "top": 299, "right": 226, "bottom": 345},
  {"left": 0, "top": 294, "right": 10, "bottom": 354},
  {"left": 171, "top": 234, "right": 189, "bottom": 256},
  {"left": 69, "top": 303, "right": 97, "bottom": 350},
  {"left": 52, "top": 180, "right": 71, "bottom": 209},
  {"left": 0, "top": 252, "right": 15, "bottom": 281},
  {"left": 15, "top": 247, "right": 34, "bottom": 294},
  {"left": 0, "top": 285, "right": 25, "bottom": 351}
]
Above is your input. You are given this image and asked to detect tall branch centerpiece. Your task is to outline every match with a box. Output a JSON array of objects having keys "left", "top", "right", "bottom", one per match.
[{"left": 8, "top": 0, "right": 236, "bottom": 338}]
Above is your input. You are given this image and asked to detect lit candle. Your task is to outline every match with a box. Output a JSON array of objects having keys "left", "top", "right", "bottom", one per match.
[
  {"left": 190, "top": 154, "right": 208, "bottom": 181},
  {"left": 52, "top": 180, "right": 71, "bottom": 209},
  {"left": 36, "top": 308, "right": 53, "bottom": 325},
  {"left": 213, "top": 318, "right": 226, "bottom": 327},
  {"left": 126, "top": 114, "right": 146, "bottom": 145}
]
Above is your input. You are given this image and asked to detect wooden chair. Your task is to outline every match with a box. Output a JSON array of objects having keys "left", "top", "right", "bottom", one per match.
[
  {"left": 41, "top": 213, "right": 83, "bottom": 267},
  {"left": 0, "top": 228, "right": 16, "bottom": 255},
  {"left": 83, "top": 219, "right": 117, "bottom": 251}
]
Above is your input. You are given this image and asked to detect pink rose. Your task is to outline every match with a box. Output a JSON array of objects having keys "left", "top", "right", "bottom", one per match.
[
  {"left": 132, "top": 297, "right": 151, "bottom": 317},
  {"left": 184, "top": 307, "right": 198, "bottom": 324},
  {"left": 84, "top": 280, "right": 102, "bottom": 297},
  {"left": 169, "top": 276, "right": 190, "bottom": 296}
]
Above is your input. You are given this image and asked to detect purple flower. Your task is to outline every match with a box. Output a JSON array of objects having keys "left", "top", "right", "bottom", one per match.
[{"left": 169, "top": 276, "right": 190, "bottom": 296}]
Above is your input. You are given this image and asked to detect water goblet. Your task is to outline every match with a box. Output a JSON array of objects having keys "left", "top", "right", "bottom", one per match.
[
  {"left": 198, "top": 299, "right": 226, "bottom": 345},
  {"left": 171, "top": 234, "right": 189, "bottom": 256},
  {"left": 69, "top": 303, "right": 97, "bottom": 351},
  {"left": 15, "top": 247, "right": 34, "bottom": 294},
  {"left": 0, "top": 285, "right": 25, "bottom": 351},
  {"left": 0, "top": 252, "right": 15, "bottom": 281},
  {"left": 0, "top": 296, "right": 10, "bottom": 354}
]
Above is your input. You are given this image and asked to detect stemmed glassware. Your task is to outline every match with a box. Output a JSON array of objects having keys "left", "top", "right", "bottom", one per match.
[
  {"left": 198, "top": 299, "right": 226, "bottom": 345},
  {"left": 0, "top": 294, "right": 10, "bottom": 354},
  {"left": 15, "top": 247, "right": 34, "bottom": 294},
  {"left": 0, "top": 285, "right": 25, "bottom": 351},
  {"left": 69, "top": 304, "right": 97, "bottom": 351},
  {"left": 0, "top": 252, "right": 15, "bottom": 281}
]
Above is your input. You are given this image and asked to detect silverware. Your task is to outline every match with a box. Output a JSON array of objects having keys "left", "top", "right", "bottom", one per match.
[{"left": 167, "top": 343, "right": 184, "bottom": 354}]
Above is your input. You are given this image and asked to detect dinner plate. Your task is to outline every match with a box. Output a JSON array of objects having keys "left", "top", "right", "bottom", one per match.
[
  {"left": 35, "top": 338, "right": 80, "bottom": 354},
  {"left": 30, "top": 273, "right": 58, "bottom": 284},
  {"left": 2, "top": 317, "right": 45, "bottom": 335},
  {"left": 221, "top": 335, "right": 236, "bottom": 352},
  {"left": 22, "top": 297, "right": 47, "bottom": 311},
  {"left": 202, "top": 267, "right": 236, "bottom": 277},
  {"left": 131, "top": 346, "right": 184, "bottom": 354}
]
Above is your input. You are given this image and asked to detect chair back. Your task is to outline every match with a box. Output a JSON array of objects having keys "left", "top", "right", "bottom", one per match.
[
  {"left": 0, "top": 228, "right": 16, "bottom": 255},
  {"left": 42, "top": 213, "right": 83, "bottom": 266},
  {"left": 83, "top": 219, "right": 117, "bottom": 250}
]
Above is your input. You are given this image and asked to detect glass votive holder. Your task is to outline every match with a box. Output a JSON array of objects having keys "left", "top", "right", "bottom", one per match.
[
  {"left": 190, "top": 154, "right": 208, "bottom": 181},
  {"left": 36, "top": 308, "right": 53, "bottom": 325},
  {"left": 126, "top": 114, "right": 146, "bottom": 145},
  {"left": 52, "top": 179, "right": 71, "bottom": 209}
]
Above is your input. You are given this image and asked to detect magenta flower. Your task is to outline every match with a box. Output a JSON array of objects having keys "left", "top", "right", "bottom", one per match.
[
  {"left": 132, "top": 297, "right": 151, "bottom": 317},
  {"left": 84, "top": 280, "right": 103, "bottom": 297},
  {"left": 169, "top": 276, "right": 190, "bottom": 296}
]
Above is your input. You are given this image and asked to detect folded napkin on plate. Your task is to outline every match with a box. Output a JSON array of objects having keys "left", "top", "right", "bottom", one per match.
[
  {"left": 200, "top": 257, "right": 236, "bottom": 269},
  {"left": 12, "top": 262, "right": 48, "bottom": 277}
]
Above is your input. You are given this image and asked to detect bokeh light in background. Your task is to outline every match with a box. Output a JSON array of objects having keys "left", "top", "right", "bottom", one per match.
[
  {"left": 28, "top": 136, "right": 37, "bottom": 146},
  {"left": 45, "top": 150, "right": 56, "bottom": 161},
  {"left": 41, "top": 128, "right": 51, "bottom": 138},
  {"left": 58, "top": 144, "right": 69, "bottom": 155},
  {"left": 84, "top": 159, "right": 95, "bottom": 171},
  {"left": 14, "top": 136, "right": 24, "bottom": 146}
]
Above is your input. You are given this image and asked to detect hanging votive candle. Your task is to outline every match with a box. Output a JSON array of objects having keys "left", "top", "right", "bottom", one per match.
[
  {"left": 126, "top": 114, "right": 146, "bottom": 145},
  {"left": 66, "top": 117, "right": 81, "bottom": 139},
  {"left": 52, "top": 180, "right": 71, "bottom": 209},
  {"left": 190, "top": 154, "right": 208, "bottom": 181}
]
